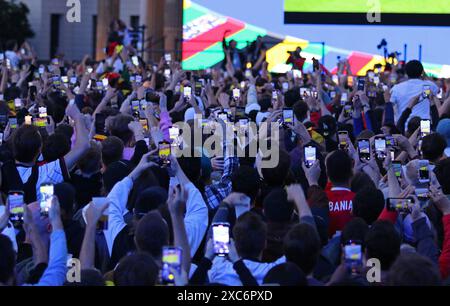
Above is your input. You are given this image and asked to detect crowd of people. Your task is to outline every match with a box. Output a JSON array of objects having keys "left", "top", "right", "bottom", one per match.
[{"left": 0, "top": 23, "right": 450, "bottom": 287}]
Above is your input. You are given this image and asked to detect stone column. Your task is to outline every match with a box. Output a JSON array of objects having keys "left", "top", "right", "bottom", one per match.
[
  {"left": 140, "top": 0, "right": 165, "bottom": 62},
  {"left": 164, "top": 0, "right": 183, "bottom": 61},
  {"left": 96, "top": 0, "right": 120, "bottom": 60}
]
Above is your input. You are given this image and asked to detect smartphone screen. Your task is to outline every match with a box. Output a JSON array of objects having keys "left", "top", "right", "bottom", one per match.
[
  {"left": 39, "top": 107, "right": 48, "bottom": 118},
  {"left": 374, "top": 137, "right": 387, "bottom": 160},
  {"left": 159, "top": 141, "right": 171, "bottom": 167},
  {"left": 292, "top": 69, "right": 302, "bottom": 79},
  {"left": 418, "top": 160, "right": 430, "bottom": 183},
  {"left": 392, "top": 161, "right": 402, "bottom": 178},
  {"left": 139, "top": 119, "right": 149, "bottom": 132},
  {"left": 212, "top": 223, "right": 230, "bottom": 256},
  {"left": 102, "top": 78, "right": 109, "bottom": 88},
  {"left": 423, "top": 85, "right": 431, "bottom": 98},
  {"left": 9, "top": 117, "right": 18, "bottom": 129},
  {"left": 164, "top": 53, "right": 172, "bottom": 62},
  {"left": 272, "top": 91, "right": 278, "bottom": 101},
  {"left": 304, "top": 146, "right": 316, "bottom": 168},
  {"left": 283, "top": 108, "right": 293, "bottom": 124},
  {"left": 169, "top": 126, "right": 180, "bottom": 146},
  {"left": 344, "top": 243, "right": 362, "bottom": 274},
  {"left": 131, "top": 56, "right": 139, "bottom": 67},
  {"left": 40, "top": 184, "right": 54, "bottom": 216},
  {"left": 95, "top": 113, "right": 107, "bottom": 136},
  {"left": 33, "top": 117, "right": 47, "bottom": 128},
  {"left": 357, "top": 139, "right": 371, "bottom": 161},
  {"left": 341, "top": 92, "right": 348, "bottom": 105},
  {"left": 338, "top": 131, "right": 348, "bottom": 149},
  {"left": 131, "top": 100, "right": 140, "bottom": 112},
  {"left": 385, "top": 135, "right": 395, "bottom": 147},
  {"left": 161, "top": 247, "right": 182, "bottom": 284},
  {"left": 232, "top": 88, "right": 240, "bottom": 101},
  {"left": 420, "top": 119, "right": 431, "bottom": 138},
  {"left": 61, "top": 76, "right": 69, "bottom": 84},
  {"left": 183, "top": 86, "right": 191, "bottom": 98},
  {"left": 8, "top": 191, "right": 24, "bottom": 225},
  {"left": 357, "top": 79, "right": 365, "bottom": 91},
  {"left": 387, "top": 198, "right": 413, "bottom": 212}
]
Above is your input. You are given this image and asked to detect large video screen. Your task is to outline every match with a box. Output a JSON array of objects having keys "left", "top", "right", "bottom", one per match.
[{"left": 284, "top": 0, "right": 450, "bottom": 25}]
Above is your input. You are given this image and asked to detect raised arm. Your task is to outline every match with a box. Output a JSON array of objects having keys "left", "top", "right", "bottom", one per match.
[{"left": 64, "top": 103, "right": 90, "bottom": 171}]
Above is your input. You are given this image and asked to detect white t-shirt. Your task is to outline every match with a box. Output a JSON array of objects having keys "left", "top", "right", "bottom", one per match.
[{"left": 390, "top": 79, "right": 438, "bottom": 123}]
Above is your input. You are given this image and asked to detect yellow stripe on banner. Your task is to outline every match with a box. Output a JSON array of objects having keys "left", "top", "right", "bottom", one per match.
[
  {"left": 357, "top": 55, "right": 385, "bottom": 76},
  {"left": 266, "top": 36, "right": 309, "bottom": 72},
  {"left": 184, "top": 0, "right": 192, "bottom": 9}
]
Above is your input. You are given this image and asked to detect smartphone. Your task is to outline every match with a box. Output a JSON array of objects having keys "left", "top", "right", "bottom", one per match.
[
  {"left": 9, "top": 117, "right": 18, "bottom": 130},
  {"left": 131, "top": 55, "right": 139, "bottom": 67},
  {"left": 330, "top": 91, "right": 336, "bottom": 99},
  {"left": 374, "top": 136, "right": 387, "bottom": 160},
  {"left": 338, "top": 131, "right": 349, "bottom": 150},
  {"left": 282, "top": 82, "right": 289, "bottom": 93},
  {"left": 415, "top": 188, "right": 430, "bottom": 200},
  {"left": 52, "top": 75, "right": 61, "bottom": 87},
  {"left": 420, "top": 119, "right": 431, "bottom": 138},
  {"left": 385, "top": 135, "right": 396, "bottom": 147},
  {"left": 24, "top": 115, "right": 32, "bottom": 125},
  {"left": 139, "top": 119, "right": 149, "bottom": 132},
  {"left": 340, "top": 92, "right": 348, "bottom": 106},
  {"left": 423, "top": 85, "right": 431, "bottom": 99},
  {"left": 195, "top": 82, "right": 202, "bottom": 96},
  {"left": 161, "top": 246, "right": 182, "bottom": 285},
  {"left": 94, "top": 113, "right": 107, "bottom": 137},
  {"left": 437, "top": 88, "right": 443, "bottom": 99},
  {"left": 387, "top": 198, "right": 413, "bottom": 212},
  {"left": 272, "top": 91, "right": 278, "bottom": 101},
  {"left": 40, "top": 183, "right": 54, "bottom": 216},
  {"left": 169, "top": 126, "right": 180, "bottom": 146},
  {"left": 392, "top": 161, "right": 402, "bottom": 178},
  {"left": 292, "top": 69, "right": 302, "bottom": 79},
  {"left": 357, "top": 139, "right": 371, "bottom": 161},
  {"left": 8, "top": 191, "right": 25, "bottom": 225},
  {"left": 282, "top": 108, "right": 294, "bottom": 125},
  {"left": 96, "top": 81, "right": 104, "bottom": 91},
  {"left": 159, "top": 141, "right": 171, "bottom": 167},
  {"left": 70, "top": 76, "right": 77, "bottom": 85},
  {"left": 164, "top": 69, "right": 171, "bottom": 79},
  {"left": 183, "top": 86, "right": 191, "bottom": 100},
  {"left": 14, "top": 98, "right": 23, "bottom": 109},
  {"left": 164, "top": 53, "right": 172, "bottom": 62},
  {"left": 212, "top": 222, "right": 230, "bottom": 256},
  {"left": 92, "top": 197, "right": 109, "bottom": 231},
  {"left": 131, "top": 100, "right": 140, "bottom": 112},
  {"left": 33, "top": 117, "right": 47, "bottom": 128},
  {"left": 135, "top": 75, "right": 143, "bottom": 84},
  {"left": 418, "top": 160, "right": 430, "bottom": 184},
  {"left": 39, "top": 107, "right": 48, "bottom": 118},
  {"left": 357, "top": 79, "right": 365, "bottom": 91},
  {"left": 102, "top": 78, "right": 109, "bottom": 88},
  {"left": 347, "top": 76, "right": 354, "bottom": 87},
  {"left": 87, "top": 66, "right": 93, "bottom": 74},
  {"left": 304, "top": 146, "right": 317, "bottom": 168},
  {"left": 344, "top": 242, "right": 363, "bottom": 275},
  {"left": 232, "top": 88, "right": 240, "bottom": 101},
  {"left": 61, "top": 76, "right": 69, "bottom": 84}
]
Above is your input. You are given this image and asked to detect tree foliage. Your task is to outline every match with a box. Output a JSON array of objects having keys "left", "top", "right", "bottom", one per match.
[{"left": 0, "top": 0, "right": 34, "bottom": 49}]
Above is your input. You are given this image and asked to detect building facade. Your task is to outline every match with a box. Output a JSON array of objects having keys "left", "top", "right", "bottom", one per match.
[{"left": 18, "top": 0, "right": 181, "bottom": 62}]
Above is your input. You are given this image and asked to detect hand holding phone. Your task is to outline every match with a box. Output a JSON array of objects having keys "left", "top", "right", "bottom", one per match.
[
  {"left": 159, "top": 141, "right": 171, "bottom": 167},
  {"left": 161, "top": 246, "right": 182, "bottom": 285},
  {"left": 8, "top": 191, "right": 25, "bottom": 226},
  {"left": 212, "top": 223, "right": 230, "bottom": 256},
  {"left": 304, "top": 146, "right": 317, "bottom": 168}
]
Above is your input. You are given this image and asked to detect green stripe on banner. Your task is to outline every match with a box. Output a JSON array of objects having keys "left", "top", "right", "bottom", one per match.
[
  {"left": 302, "top": 43, "right": 329, "bottom": 57},
  {"left": 183, "top": 4, "right": 207, "bottom": 24},
  {"left": 183, "top": 27, "right": 267, "bottom": 70}
]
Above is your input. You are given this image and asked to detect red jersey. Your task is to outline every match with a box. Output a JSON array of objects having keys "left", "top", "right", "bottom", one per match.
[{"left": 326, "top": 187, "right": 355, "bottom": 237}]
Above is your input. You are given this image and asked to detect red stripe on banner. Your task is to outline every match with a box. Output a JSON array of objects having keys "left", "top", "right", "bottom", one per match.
[
  {"left": 182, "top": 18, "right": 245, "bottom": 60},
  {"left": 347, "top": 52, "right": 374, "bottom": 75}
]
